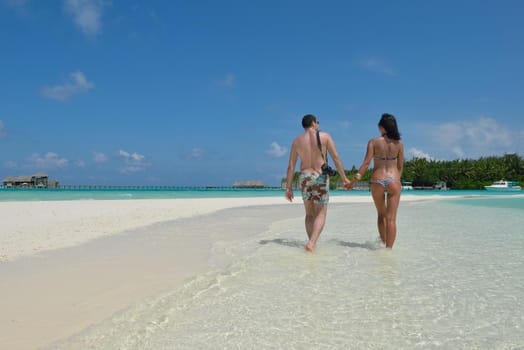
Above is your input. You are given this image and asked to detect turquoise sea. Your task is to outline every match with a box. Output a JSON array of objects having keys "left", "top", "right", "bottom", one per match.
[
  {"left": 0, "top": 187, "right": 520, "bottom": 201},
  {"left": 0, "top": 187, "right": 287, "bottom": 201},
  {"left": 33, "top": 189, "right": 524, "bottom": 350}
]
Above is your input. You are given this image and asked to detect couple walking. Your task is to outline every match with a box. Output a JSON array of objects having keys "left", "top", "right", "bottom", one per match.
[{"left": 284, "top": 113, "right": 404, "bottom": 252}]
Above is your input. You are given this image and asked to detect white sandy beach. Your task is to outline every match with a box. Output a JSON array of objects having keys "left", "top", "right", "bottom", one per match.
[
  {"left": 0, "top": 194, "right": 447, "bottom": 350},
  {"left": 0, "top": 196, "right": 383, "bottom": 263}
]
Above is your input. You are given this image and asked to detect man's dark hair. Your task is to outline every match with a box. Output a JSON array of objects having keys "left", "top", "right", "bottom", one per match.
[
  {"left": 378, "top": 113, "right": 401, "bottom": 140},
  {"left": 302, "top": 114, "right": 317, "bottom": 128}
]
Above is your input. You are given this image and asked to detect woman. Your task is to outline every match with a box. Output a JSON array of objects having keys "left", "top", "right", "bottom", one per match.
[{"left": 347, "top": 113, "right": 404, "bottom": 248}]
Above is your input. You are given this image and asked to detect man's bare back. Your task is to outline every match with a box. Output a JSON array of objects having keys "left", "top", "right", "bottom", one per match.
[{"left": 292, "top": 128, "right": 326, "bottom": 174}]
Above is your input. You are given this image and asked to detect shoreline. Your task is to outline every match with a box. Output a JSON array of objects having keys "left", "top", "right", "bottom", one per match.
[
  {"left": 0, "top": 193, "right": 476, "bottom": 263},
  {"left": 0, "top": 193, "right": 499, "bottom": 350},
  {"left": 0, "top": 196, "right": 371, "bottom": 263},
  {"left": 0, "top": 197, "right": 293, "bottom": 262}
]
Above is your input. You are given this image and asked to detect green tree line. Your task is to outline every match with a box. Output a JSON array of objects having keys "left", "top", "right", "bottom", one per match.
[
  {"left": 401, "top": 153, "right": 524, "bottom": 189},
  {"left": 285, "top": 154, "right": 524, "bottom": 190}
]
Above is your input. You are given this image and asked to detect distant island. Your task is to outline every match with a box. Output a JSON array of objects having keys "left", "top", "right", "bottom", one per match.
[{"left": 232, "top": 180, "right": 265, "bottom": 188}]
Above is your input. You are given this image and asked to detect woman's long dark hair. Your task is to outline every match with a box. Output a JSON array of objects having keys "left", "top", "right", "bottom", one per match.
[{"left": 379, "top": 113, "right": 401, "bottom": 140}]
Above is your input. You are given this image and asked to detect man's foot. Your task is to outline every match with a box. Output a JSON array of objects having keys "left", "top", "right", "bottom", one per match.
[
  {"left": 375, "top": 237, "right": 386, "bottom": 248},
  {"left": 305, "top": 242, "right": 314, "bottom": 252}
]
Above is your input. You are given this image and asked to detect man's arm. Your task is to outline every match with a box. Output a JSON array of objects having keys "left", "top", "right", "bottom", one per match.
[
  {"left": 285, "top": 141, "right": 298, "bottom": 202},
  {"left": 325, "top": 133, "right": 349, "bottom": 184}
]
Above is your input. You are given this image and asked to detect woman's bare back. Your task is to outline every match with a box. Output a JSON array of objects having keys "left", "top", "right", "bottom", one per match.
[{"left": 371, "top": 136, "right": 404, "bottom": 179}]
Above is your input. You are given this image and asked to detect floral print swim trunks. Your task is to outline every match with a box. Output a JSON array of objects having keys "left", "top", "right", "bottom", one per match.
[{"left": 299, "top": 172, "right": 329, "bottom": 204}]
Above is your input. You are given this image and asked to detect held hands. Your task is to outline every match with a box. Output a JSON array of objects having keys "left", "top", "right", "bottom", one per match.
[
  {"left": 344, "top": 172, "right": 361, "bottom": 190},
  {"left": 344, "top": 178, "right": 356, "bottom": 190}
]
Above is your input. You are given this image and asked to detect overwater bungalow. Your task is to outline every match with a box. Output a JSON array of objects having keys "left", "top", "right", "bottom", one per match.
[{"left": 2, "top": 172, "right": 59, "bottom": 189}]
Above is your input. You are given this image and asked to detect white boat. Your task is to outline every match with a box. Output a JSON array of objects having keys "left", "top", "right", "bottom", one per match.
[
  {"left": 484, "top": 180, "right": 522, "bottom": 191},
  {"left": 401, "top": 181, "right": 414, "bottom": 190}
]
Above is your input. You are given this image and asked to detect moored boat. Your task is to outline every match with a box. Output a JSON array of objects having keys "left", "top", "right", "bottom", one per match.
[
  {"left": 484, "top": 180, "right": 522, "bottom": 191},
  {"left": 401, "top": 181, "right": 414, "bottom": 190}
]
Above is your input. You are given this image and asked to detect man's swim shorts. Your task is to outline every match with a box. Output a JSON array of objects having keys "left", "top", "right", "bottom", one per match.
[{"left": 299, "top": 172, "right": 329, "bottom": 204}]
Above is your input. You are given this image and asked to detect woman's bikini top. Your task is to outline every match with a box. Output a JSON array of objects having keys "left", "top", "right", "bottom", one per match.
[
  {"left": 375, "top": 133, "right": 398, "bottom": 161},
  {"left": 373, "top": 156, "right": 398, "bottom": 161}
]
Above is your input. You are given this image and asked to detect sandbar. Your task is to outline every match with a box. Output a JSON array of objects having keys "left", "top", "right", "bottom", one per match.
[{"left": 0, "top": 193, "right": 449, "bottom": 349}]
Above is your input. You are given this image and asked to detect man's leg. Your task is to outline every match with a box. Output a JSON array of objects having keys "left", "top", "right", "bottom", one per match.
[
  {"left": 304, "top": 201, "right": 314, "bottom": 240},
  {"left": 304, "top": 200, "right": 328, "bottom": 252}
]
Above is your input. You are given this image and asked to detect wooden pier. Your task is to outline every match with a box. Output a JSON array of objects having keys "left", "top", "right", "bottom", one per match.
[{"left": 57, "top": 185, "right": 281, "bottom": 191}]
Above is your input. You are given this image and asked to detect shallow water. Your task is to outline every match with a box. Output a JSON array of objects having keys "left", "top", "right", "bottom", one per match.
[
  {"left": 49, "top": 196, "right": 524, "bottom": 349},
  {"left": 0, "top": 187, "right": 519, "bottom": 202}
]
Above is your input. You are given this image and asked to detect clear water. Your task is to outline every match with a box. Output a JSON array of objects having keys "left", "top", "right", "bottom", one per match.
[
  {"left": 0, "top": 187, "right": 285, "bottom": 201},
  {"left": 48, "top": 195, "right": 524, "bottom": 349},
  {"left": 0, "top": 187, "right": 521, "bottom": 201}
]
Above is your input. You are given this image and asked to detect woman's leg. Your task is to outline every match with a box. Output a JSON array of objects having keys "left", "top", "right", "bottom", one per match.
[
  {"left": 384, "top": 182, "right": 401, "bottom": 248},
  {"left": 370, "top": 184, "right": 387, "bottom": 244}
]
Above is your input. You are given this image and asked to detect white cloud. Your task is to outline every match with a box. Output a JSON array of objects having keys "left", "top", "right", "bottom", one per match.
[
  {"left": 29, "top": 152, "right": 69, "bottom": 169},
  {"left": 190, "top": 148, "right": 204, "bottom": 159},
  {"left": 519, "top": 130, "right": 524, "bottom": 155},
  {"left": 4, "top": 0, "right": 29, "bottom": 9},
  {"left": 408, "top": 147, "right": 433, "bottom": 161},
  {"left": 93, "top": 151, "right": 108, "bottom": 163},
  {"left": 357, "top": 57, "right": 396, "bottom": 76},
  {"left": 116, "top": 149, "right": 149, "bottom": 174},
  {"left": 3, "top": 0, "right": 30, "bottom": 15},
  {"left": 450, "top": 146, "right": 465, "bottom": 158},
  {"left": 64, "top": 0, "right": 104, "bottom": 37},
  {"left": 41, "top": 71, "right": 95, "bottom": 101},
  {"left": 339, "top": 120, "right": 352, "bottom": 129},
  {"left": 181, "top": 148, "right": 204, "bottom": 160},
  {"left": 218, "top": 73, "right": 236, "bottom": 88},
  {"left": 267, "top": 142, "right": 287, "bottom": 158},
  {"left": 0, "top": 120, "right": 6, "bottom": 138},
  {"left": 4, "top": 160, "right": 17, "bottom": 169},
  {"left": 432, "top": 117, "right": 514, "bottom": 158}
]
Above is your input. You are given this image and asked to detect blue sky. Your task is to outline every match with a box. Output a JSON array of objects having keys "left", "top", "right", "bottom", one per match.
[{"left": 1, "top": 0, "right": 523, "bottom": 186}]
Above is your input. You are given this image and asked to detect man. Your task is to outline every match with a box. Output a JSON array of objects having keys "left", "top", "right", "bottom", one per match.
[{"left": 285, "top": 114, "right": 350, "bottom": 252}]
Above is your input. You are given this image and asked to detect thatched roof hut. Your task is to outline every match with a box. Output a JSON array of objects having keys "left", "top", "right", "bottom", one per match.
[{"left": 2, "top": 173, "right": 56, "bottom": 188}]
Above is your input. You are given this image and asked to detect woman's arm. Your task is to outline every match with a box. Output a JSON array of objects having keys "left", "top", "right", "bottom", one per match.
[
  {"left": 397, "top": 141, "right": 404, "bottom": 178},
  {"left": 347, "top": 139, "right": 374, "bottom": 188}
]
